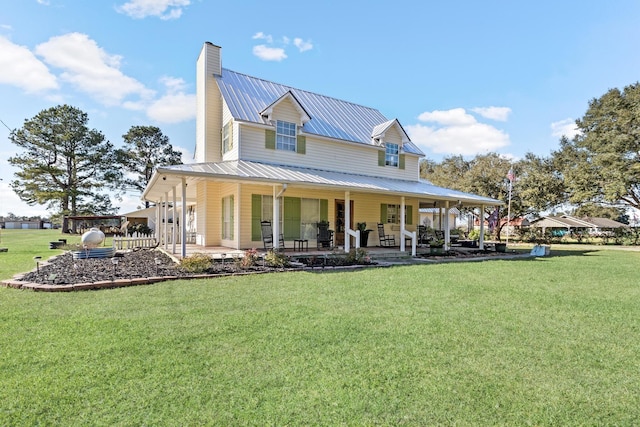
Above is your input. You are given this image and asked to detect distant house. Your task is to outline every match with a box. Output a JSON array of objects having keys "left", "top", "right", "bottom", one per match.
[
  {"left": 531, "top": 215, "right": 627, "bottom": 237},
  {"left": 419, "top": 207, "right": 461, "bottom": 230},
  {"left": 141, "top": 42, "right": 502, "bottom": 256},
  {"left": 4, "top": 220, "right": 43, "bottom": 230}
]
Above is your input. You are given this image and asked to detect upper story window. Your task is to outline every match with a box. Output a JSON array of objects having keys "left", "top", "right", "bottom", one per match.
[
  {"left": 385, "top": 143, "right": 399, "bottom": 167},
  {"left": 276, "top": 120, "right": 297, "bottom": 151},
  {"left": 222, "top": 122, "right": 232, "bottom": 153}
]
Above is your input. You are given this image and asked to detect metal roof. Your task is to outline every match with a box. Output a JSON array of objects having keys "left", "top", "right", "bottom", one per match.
[
  {"left": 216, "top": 69, "right": 424, "bottom": 155},
  {"left": 146, "top": 160, "right": 501, "bottom": 206}
]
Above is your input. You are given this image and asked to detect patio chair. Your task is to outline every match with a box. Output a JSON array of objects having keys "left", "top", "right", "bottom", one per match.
[
  {"left": 377, "top": 223, "right": 396, "bottom": 247},
  {"left": 261, "top": 220, "right": 285, "bottom": 251},
  {"left": 316, "top": 221, "right": 334, "bottom": 249}
]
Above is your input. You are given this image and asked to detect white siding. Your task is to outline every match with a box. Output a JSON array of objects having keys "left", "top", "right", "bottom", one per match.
[
  {"left": 239, "top": 124, "right": 419, "bottom": 180},
  {"left": 196, "top": 181, "right": 221, "bottom": 246},
  {"left": 196, "top": 43, "right": 222, "bottom": 163},
  {"left": 272, "top": 98, "right": 302, "bottom": 124}
]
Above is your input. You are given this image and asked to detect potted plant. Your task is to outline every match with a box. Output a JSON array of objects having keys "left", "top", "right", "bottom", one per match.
[
  {"left": 356, "top": 222, "right": 371, "bottom": 247},
  {"left": 430, "top": 238, "right": 445, "bottom": 254}
]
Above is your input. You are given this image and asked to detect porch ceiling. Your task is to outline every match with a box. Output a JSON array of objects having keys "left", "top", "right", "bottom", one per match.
[{"left": 143, "top": 160, "right": 503, "bottom": 206}]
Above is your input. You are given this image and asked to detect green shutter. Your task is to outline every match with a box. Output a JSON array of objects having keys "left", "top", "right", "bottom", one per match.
[
  {"left": 265, "top": 129, "right": 276, "bottom": 149},
  {"left": 406, "top": 205, "right": 413, "bottom": 225},
  {"left": 251, "top": 194, "right": 262, "bottom": 241},
  {"left": 320, "top": 199, "right": 328, "bottom": 222},
  {"left": 221, "top": 197, "right": 225, "bottom": 239},
  {"left": 296, "top": 135, "right": 306, "bottom": 154},
  {"left": 399, "top": 154, "right": 405, "bottom": 170},
  {"left": 230, "top": 196, "right": 234, "bottom": 240},
  {"left": 380, "top": 204, "right": 388, "bottom": 224},
  {"left": 378, "top": 150, "right": 385, "bottom": 167},
  {"left": 283, "top": 197, "right": 301, "bottom": 240}
]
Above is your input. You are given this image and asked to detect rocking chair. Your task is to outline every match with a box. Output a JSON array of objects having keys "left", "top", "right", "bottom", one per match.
[
  {"left": 261, "top": 220, "right": 285, "bottom": 251},
  {"left": 316, "top": 221, "right": 334, "bottom": 249},
  {"left": 377, "top": 223, "right": 396, "bottom": 247}
]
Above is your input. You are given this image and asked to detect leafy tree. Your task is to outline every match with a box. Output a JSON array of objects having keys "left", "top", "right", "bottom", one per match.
[
  {"left": 115, "top": 126, "right": 182, "bottom": 207},
  {"left": 8, "top": 105, "right": 121, "bottom": 232},
  {"left": 421, "top": 152, "right": 567, "bottom": 239},
  {"left": 555, "top": 82, "right": 640, "bottom": 210}
]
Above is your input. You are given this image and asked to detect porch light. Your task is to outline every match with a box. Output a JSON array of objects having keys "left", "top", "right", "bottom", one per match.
[
  {"left": 154, "top": 257, "right": 162, "bottom": 275},
  {"left": 111, "top": 257, "right": 119, "bottom": 280}
]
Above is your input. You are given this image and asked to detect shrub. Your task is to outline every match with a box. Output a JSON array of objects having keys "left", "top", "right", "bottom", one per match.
[
  {"left": 180, "top": 253, "right": 212, "bottom": 273},
  {"left": 241, "top": 248, "right": 259, "bottom": 268},
  {"left": 468, "top": 229, "right": 481, "bottom": 241},
  {"left": 264, "top": 250, "right": 290, "bottom": 268},
  {"left": 344, "top": 248, "right": 369, "bottom": 264}
]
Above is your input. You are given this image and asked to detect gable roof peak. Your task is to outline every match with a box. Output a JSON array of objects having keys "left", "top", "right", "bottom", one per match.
[
  {"left": 260, "top": 90, "right": 311, "bottom": 125},
  {"left": 371, "top": 118, "right": 411, "bottom": 144}
]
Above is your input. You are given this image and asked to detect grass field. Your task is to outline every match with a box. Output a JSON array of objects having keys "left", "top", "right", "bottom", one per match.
[{"left": 1, "top": 229, "right": 639, "bottom": 425}]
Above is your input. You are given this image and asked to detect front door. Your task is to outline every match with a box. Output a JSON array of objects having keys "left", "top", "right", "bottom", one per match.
[{"left": 335, "top": 199, "right": 354, "bottom": 247}]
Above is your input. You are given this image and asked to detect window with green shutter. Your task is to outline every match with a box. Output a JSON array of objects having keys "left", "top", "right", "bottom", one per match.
[
  {"left": 265, "top": 129, "right": 276, "bottom": 149},
  {"left": 251, "top": 194, "right": 262, "bottom": 241},
  {"left": 296, "top": 135, "right": 306, "bottom": 154},
  {"left": 283, "top": 197, "right": 301, "bottom": 240},
  {"left": 380, "top": 204, "right": 413, "bottom": 224}
]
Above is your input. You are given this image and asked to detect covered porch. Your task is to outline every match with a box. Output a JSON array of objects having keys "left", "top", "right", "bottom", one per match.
[{"left": 142, "top": 160, "right": 502, "bottom": 259}]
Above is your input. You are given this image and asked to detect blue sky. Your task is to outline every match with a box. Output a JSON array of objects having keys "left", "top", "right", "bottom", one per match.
[{"left": 2, "top": 0, "right": 640, "bottom": 217}]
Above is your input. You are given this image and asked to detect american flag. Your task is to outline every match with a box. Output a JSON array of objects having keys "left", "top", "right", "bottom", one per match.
[{"left": 507, "top": 168, "right": 515, "bottom": 182}]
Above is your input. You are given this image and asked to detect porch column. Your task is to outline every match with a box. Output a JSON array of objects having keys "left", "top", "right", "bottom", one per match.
[
  {"left": 400, "top": 197, "right": 406, "bottom": 252},
  {"left": 273, "top": 185, "right": 280, "bottom": 250},
  {"left": 479, "top": 204, "right": 485, "bottom": 250},
  {"left": 163, "top": 192, "right": 169, "bottom": 250},
  {"left": 344, "top": 191, "right": 350, "bottom": 251},
  {"left": 181, "top": 178, "right": 187, "bottom": 258},
  {"left": 172, "top": 186, "right": 177, "bottom": 254},
  {"left": 444, "top": 201, "right": 450, "bottom": 250},
  {"left": 157, "top": 196, "right": 163, "bottom": 242}
]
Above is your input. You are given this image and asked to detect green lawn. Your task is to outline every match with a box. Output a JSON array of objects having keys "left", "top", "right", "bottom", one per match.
[{"left": 1, "top": 230, "right": 640, "bottom": 425}]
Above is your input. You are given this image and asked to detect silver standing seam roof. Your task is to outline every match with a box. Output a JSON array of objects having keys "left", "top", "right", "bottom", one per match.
[
  {"left": 216, "top": 68, "right": 423, "bottom": 155},
  {"left": 150, "top": 160, "right": 502, "bottom": 206}
]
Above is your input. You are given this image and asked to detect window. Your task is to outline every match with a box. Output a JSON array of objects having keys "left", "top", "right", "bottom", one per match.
[
  {"left": 222, "top": 122, "right": 232, "bottom": 153},
  {"left": 386, "top": 204, "right": 398, "bottom": 224},
  {"left": 276, "top": 120, "right": 296, "bottom": 151},
  {"left": 385, "top": 143, "right": 399, "bottom": 167},
  {"left": 252, "top": 195, "right": 327, "bottom": 241},
  {"left": 222, "top": 195, "right": 234, "bottom": 240},
  {"left": 381, "top": 203, "right": 413, "bottom": 225}
]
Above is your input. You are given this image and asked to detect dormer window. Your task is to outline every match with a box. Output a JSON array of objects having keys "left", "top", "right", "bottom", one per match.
[
  {"left": 222, "top": 121, "right": 232, "bottom": 153},
  {"left": 385, "top": 143, "right": 399, "bottom": 167},
  {"left": 276, "top": 120, "right": 297, "bottom": 151}
]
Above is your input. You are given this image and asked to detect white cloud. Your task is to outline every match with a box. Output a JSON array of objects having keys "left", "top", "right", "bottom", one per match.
[
  {"left": 146, "top": 76, "right": 195, "bottom": 123},
  {"left": 417, "top": 108, "right": 476, "bottom": 126},
  {"left": 252, "top": 44, "right": 287, "bottom": 62},
  {"left": 407, "top": 107, "right": 510, "bottom": 155},
  {"left": 35, "top": 32, "right": 154, "bottom": 106},
  {"left": 551, "top": 118, "right": 580, "bottom": 139},
  {"left": 37, "top": 0, "right": 51, "bottom": 5},
  {"left": 472, "top": 106, "right": 511, "bottom": 121},
  {"left": 251, "top": 34, "right": 313, "bottom": 60},
  {"left": 252, "top": 32, "right": 273, "bottom": 43},
  {"left": 293, "top": 38, "right": 313, "bottom": 52},
  {"left": 0, "top": 36, "right": 58, "bottom": 92},
  {"left": 116, "top": 0, "right": 190, "bottom": 20}
]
